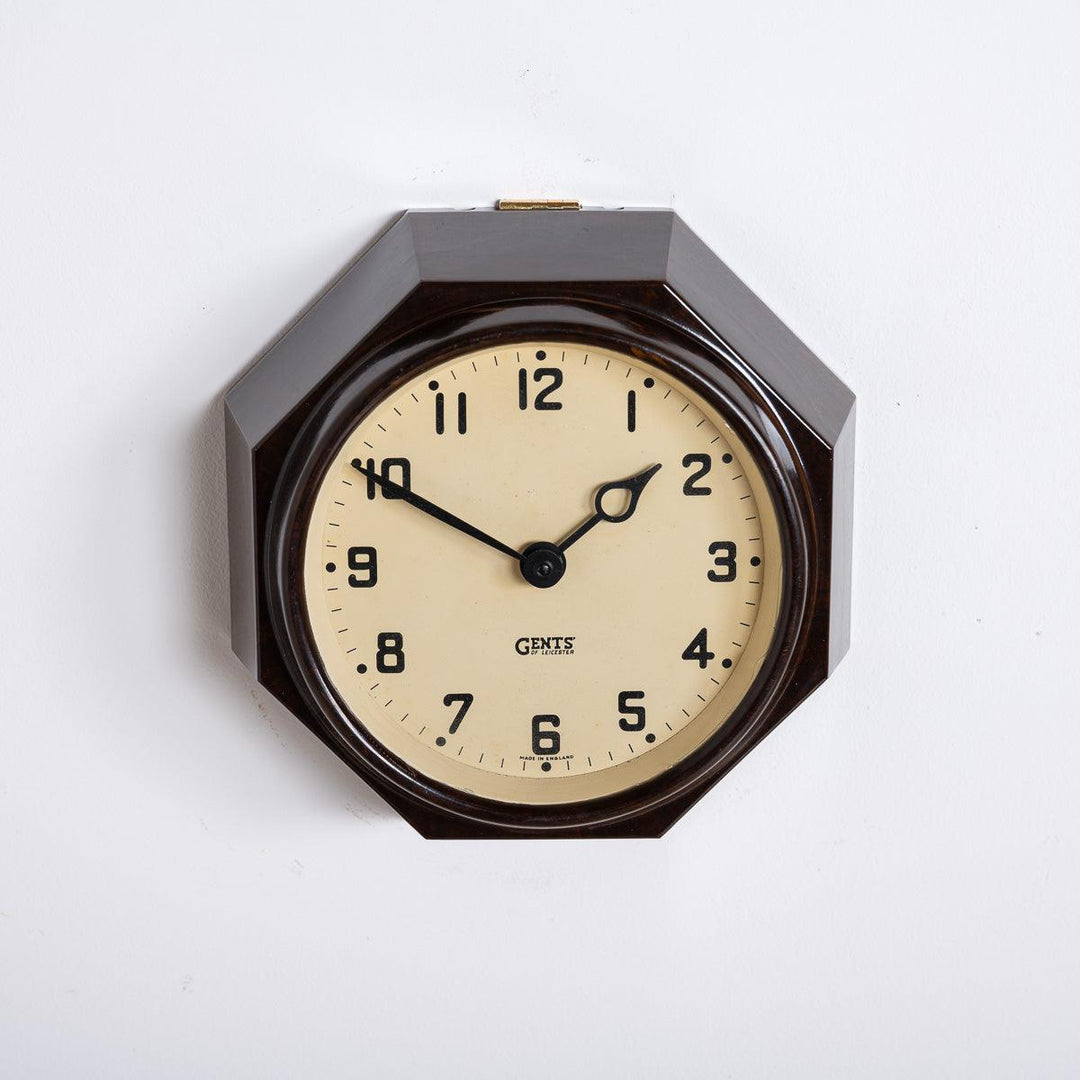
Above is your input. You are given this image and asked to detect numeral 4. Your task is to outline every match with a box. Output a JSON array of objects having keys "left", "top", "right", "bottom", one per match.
[{"left": 682, "top": 628, "right": 715, "bottom": 668}]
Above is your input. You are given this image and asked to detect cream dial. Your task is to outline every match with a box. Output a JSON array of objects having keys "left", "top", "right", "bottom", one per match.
[{"left": 301, "top": 342, "right": 783, "bottom": 805}]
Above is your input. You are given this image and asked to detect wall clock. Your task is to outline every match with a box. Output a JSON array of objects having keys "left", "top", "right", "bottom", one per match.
[{"left": 224, "top": 201, "right": 855, "bottom": 838}]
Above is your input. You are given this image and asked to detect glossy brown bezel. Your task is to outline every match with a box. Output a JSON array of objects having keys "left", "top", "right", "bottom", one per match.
[{"left": 265, "top": 299, "right": 810, "bottom": 837}]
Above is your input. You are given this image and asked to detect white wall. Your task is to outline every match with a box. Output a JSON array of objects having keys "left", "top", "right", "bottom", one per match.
[{"left": 2, "top": 2, "right": 1078, "bottom": 1076}]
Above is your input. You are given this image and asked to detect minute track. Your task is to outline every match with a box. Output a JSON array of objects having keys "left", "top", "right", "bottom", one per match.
[{"left": 305, "top": 341, "right": 781, "bottom": 800}]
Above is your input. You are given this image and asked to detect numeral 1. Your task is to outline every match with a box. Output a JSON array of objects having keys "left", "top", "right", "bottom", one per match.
[{"left": 682, "top": 628, "right": 715, "bottom": 668}]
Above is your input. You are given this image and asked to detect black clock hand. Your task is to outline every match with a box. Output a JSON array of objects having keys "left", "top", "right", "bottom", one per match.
[
  {"left": 351, "top": 460, "right": 522, "bottom": 563},
  {"left": 558, "top": 463, "right": 663, "bottom": 553}
]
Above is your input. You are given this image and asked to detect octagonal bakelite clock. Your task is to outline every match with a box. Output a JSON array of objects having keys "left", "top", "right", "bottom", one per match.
[{"left": 224, "top": 201, "right": 855, "bottom": 839}]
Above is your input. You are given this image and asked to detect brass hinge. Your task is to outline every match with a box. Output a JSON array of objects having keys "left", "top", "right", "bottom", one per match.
[{"left": 496, "top": 198, "right": 581, "bottom": 211}]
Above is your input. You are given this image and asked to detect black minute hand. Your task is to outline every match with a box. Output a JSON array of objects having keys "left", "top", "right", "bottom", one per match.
[
  {"left": 350, "top": 460, "right": 522, "bottom": 563},
  {"left": 558, "top": 463, "right": 663, "bottom": 553}
]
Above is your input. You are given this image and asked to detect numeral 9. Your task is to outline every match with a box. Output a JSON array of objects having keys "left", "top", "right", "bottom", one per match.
[{"left": 347, "top": 546, "right": 378, "bottom": 588}]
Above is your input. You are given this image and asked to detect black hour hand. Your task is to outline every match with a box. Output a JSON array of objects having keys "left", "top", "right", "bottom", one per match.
[{"left": 558, "top": 463, "right": 662, "bottom": 552}]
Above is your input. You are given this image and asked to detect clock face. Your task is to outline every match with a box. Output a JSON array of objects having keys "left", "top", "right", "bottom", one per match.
[{"left": 300, "top": 341, "right": 783, "bottom": 805}]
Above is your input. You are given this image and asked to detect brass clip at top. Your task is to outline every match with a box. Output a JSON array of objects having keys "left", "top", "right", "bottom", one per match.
[{"left": 495, "top": 199, "right": 582, "bottom": 211}]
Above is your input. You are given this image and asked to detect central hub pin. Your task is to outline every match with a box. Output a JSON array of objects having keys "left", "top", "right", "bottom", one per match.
[{"left": 520, "top": 542, "right": 567, "bottom": 589}]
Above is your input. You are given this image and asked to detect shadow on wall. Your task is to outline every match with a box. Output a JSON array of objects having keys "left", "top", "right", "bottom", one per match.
[
  {"left": 187, "top": 379, "right": 393, "bottom": 828},
  {"left": 184, "top": 218, "right": 403, "bottom": 827}
]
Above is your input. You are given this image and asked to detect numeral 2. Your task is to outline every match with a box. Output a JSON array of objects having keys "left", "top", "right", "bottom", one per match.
[{"left": 682, "top": 453, "right": 712, "bottom": 495}]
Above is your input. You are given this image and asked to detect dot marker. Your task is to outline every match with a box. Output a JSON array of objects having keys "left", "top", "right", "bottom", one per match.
[
  {"left": 722, "top": 658, "right": 733, "bottom": 669},
  {"left": 356, "top": 663, "right": 367, "bottom": 674},
  {"left": 436, "top": 736, "right": 446, "bottom": 747},
  {"left": 325, "top": 562, "right": 336, "bottom": 573},
  {"left": 541, "top": 761, "right": 552, "bottom": 772}
]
